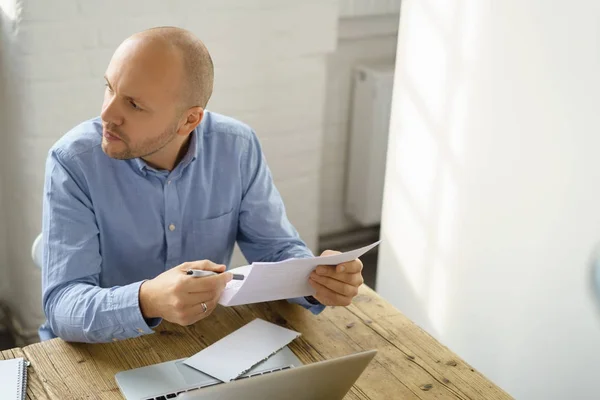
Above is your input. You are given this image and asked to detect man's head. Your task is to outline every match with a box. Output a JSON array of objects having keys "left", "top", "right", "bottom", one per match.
[{"left": 100, "top": 27, "right": 214, "bottom": 168}]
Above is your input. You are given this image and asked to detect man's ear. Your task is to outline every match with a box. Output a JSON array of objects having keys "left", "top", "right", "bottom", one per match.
[{"left": 177, "top": 107, "right": 204, "bottom": 136}]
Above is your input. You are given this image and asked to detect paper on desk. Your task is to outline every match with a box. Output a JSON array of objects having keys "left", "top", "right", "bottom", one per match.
[
  {"left": 183, "top": 318, "right": 300, "bottom": 382},
  {"left": 219, "top": 240, "right": 380, "bottom": 307}
]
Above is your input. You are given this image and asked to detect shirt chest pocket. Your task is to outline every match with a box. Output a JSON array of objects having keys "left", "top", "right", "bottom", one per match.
[{"left": 191, "top": 209, "right": 237, "bottom": 264}]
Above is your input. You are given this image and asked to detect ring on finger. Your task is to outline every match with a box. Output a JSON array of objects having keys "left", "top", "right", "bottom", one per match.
[{"left": 201, "top": 302, "right": 208, "bottom": 313}]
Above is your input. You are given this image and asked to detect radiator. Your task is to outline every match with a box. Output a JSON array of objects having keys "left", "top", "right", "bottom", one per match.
[{"left": 345, "top": 62, "right": 395, "bottom": 226}]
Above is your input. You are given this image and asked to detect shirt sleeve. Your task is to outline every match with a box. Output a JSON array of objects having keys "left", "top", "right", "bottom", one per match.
[
  {"left": 41, "top": 149, "right": 160, "bottom": 343},
  {"left": 287, "top": 296, "right": 326, "bottom": 315},
  {"left": 236, "top": 131, "right": 325, "bottom": 315}
]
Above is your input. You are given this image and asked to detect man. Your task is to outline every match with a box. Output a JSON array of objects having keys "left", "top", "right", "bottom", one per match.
[{"left": 40, "top": 27, "right": 364, "bottom": 343}]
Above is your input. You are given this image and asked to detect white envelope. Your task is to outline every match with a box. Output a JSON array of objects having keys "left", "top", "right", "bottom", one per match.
[{"left": 184, "top": 319, "right": 300, "bottom": 382}]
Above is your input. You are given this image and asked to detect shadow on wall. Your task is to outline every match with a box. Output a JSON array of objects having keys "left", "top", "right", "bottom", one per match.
[
  {"left": 379, "top": 1, "right": 600, "bottom": 398},
  {"left": 377, "top": 0, "right": 474, "bottom": 338}
]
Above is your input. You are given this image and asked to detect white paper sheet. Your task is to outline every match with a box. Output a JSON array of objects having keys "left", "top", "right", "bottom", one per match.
[
  {"left": 218, "top": 240, "right": 380, "bottom": 307},
  {"left": 183, "top": 319, "right": 300, "bottom": 382}
]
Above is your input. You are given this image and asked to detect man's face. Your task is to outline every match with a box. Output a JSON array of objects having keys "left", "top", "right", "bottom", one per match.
[{"left": 100, "top": 38, "right": 184, "bottom": 160}]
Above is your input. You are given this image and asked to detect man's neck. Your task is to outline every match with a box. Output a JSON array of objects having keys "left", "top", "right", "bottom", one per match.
[{"left": 142, "top": 134, "right": 191, "bottom": 171}]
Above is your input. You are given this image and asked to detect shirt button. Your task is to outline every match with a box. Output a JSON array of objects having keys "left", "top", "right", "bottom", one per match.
[
  {"left": 167, "top": 180, "right": 171, "bottom": 185},
  {"left": 169, "top": 224, "right": 176, "bottom": 231},
  {"left": 112, "top": 338, "right": 118, "bottom": 342},
  {"left": 137, "top": 328, "right": 144, "bottom": 333}
]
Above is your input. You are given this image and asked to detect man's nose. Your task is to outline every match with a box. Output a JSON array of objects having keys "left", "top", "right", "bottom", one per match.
[{"left": 101, "top": 96, "right": 124, "bottom": 126}]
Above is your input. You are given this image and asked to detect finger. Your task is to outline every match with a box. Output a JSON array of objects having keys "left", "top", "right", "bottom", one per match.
[
  {"left": 179, "top": 291, "right": 214, "bottom": 304},
  {"left": 179, "top": 276, "right": 217, "bottom": 293},
  {"left": 211, "top": 271, "right": 233, "bottom": 290},
  {"left": 170, "top": 290, "right": 213, "bottom": 311},
  {"left": 313, "top": 265, "right": 362, "bottom": 284},
  {"left": 311, "top": 269, "right": 364, "bottom": 286},
  {"left": 187, "top": 272, "right": 233, "bottom": 294},
  {"left": 189, "top": 297, "right": 219, "bottom": 315},
  {"left": 309, "top": 273, "right": 360, "bottom": 298},
  {"left": 314, "top": 265, "right": 337, "bottom": 277},
  {"left": 335, "top": 259, "right": 363, "bottom": 274},
  {"left": 309, "top": 279, "right": 352, "bottom": 307},
  {"left": 176, "top": 299, "right": 218, "bottom": 326},
  {"left": 177, "top": 260, "right": 226, "bottom": 291}
]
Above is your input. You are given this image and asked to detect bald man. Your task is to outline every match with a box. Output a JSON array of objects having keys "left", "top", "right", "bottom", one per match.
[{"left": 40, "top": 27, "right": 364, "bottom": 343}]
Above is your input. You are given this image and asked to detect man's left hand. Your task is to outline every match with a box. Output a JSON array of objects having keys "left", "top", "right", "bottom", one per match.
[{"left": 308, "top": 250, "right": 364, "bottom": 306}]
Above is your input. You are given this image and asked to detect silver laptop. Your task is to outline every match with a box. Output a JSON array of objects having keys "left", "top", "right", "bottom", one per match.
[{"left": 115, "top": 347, "right": 376, "bottom": 400}]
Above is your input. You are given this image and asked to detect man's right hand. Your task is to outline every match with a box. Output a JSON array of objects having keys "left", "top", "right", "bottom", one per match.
[{"left": 139, "top": 260, "right": 233, "bottom": 326}]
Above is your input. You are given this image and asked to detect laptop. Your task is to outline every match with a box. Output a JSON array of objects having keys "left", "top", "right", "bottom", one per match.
[{"left": 115, "top": 347, "right": 376, "bottom": 400}]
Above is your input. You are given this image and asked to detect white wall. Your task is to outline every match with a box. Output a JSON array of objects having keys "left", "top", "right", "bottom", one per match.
[
  {"left": 319, "top": 8, "right": 399, "bottom": 235},
  {"left": 0, "top": 0, "right": 18, "bottom": 307},
  {"left": 377, "top": 1, "right": 600, "bottom": 399},
  {"left": 0, "top": 0, "right": 337, "bottom": 340},
  {"left": 339, "top": 0, "right": 401, "bottom": 18},
  {"left": 0, "top": 181, "right": 6, "bottom": 300}
]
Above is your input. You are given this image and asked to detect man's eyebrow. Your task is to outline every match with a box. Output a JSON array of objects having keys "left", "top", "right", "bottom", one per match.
[{"left": 103, "top": 75, "right": 152, "bottom": 110}]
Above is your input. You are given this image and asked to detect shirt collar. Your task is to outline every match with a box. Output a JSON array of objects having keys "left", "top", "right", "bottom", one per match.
[{"left": 179, "top": 126, "right": 199, "bottom": 168}]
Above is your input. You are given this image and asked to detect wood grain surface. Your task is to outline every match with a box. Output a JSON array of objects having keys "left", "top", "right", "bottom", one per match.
[{"left": 17, "top": 286, "right": 512, "bottom": 399}]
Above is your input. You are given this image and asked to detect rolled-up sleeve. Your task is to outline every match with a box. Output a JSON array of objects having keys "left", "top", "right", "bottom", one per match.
[
  {"left": 236, "top": 132, "right": 325, "bottom": 315},
  {"left": 42, "top": 149, "right": 159, "bottom": 343}
]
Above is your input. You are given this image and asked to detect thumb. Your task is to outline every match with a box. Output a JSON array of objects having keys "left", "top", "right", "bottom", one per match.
[
  {"left": 320, "top": 249, "right": 342, "bottom": 257},
  {"left": 220, "top": 271, "right": 233, "bottom": 284},
  {"left": 180, "top": 260, "right": 226, "bottom": 272}
]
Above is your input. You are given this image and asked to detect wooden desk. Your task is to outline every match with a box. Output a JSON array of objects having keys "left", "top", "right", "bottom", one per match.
[
  {"left": 21, "top": 286, "right": 512, "bottom": 399},
  {"left": 1, "top": 347, "right": 49, "bottom": 399}
]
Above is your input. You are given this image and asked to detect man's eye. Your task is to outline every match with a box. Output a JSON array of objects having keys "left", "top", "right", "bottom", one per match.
[
  {"left": 104, "top": 83, "right": 113, "bottom": 92},
  {"left": 129, "top": 100, "right": 142, "bottom": 111}
]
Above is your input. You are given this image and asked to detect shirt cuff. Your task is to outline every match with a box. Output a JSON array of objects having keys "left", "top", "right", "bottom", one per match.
[
  {"left": 111, "top": 281, "right": 162, "bottom": 337},
  {"left": 287, "top": 296, "right": 326, "bottom": 315}
]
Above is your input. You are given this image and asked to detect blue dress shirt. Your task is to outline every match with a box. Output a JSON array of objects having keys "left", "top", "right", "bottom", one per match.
[{"left": 40, "top": 111, "right": 324, "bottom": 343}]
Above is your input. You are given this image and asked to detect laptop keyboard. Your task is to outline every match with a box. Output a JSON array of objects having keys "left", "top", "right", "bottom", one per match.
[{"left": 144, "top": 365, "right": 293, "bottom": 400}]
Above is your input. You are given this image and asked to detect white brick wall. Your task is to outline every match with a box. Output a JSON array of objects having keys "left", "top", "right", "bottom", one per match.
[
  {"left": 319, "top": 13, "right": 399, "bottom": 235},
  {"left": 0, "top": 0, "right": 18, "bottom": 313},
  {"left": 0, "top": 25, "right": 5, "bottom": 301},
  {"left": 0, "top": 0, "right": 337, "bottom": 339},
  {"left": 0, "top": 144, "right": 6, "bottom": 299}
]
